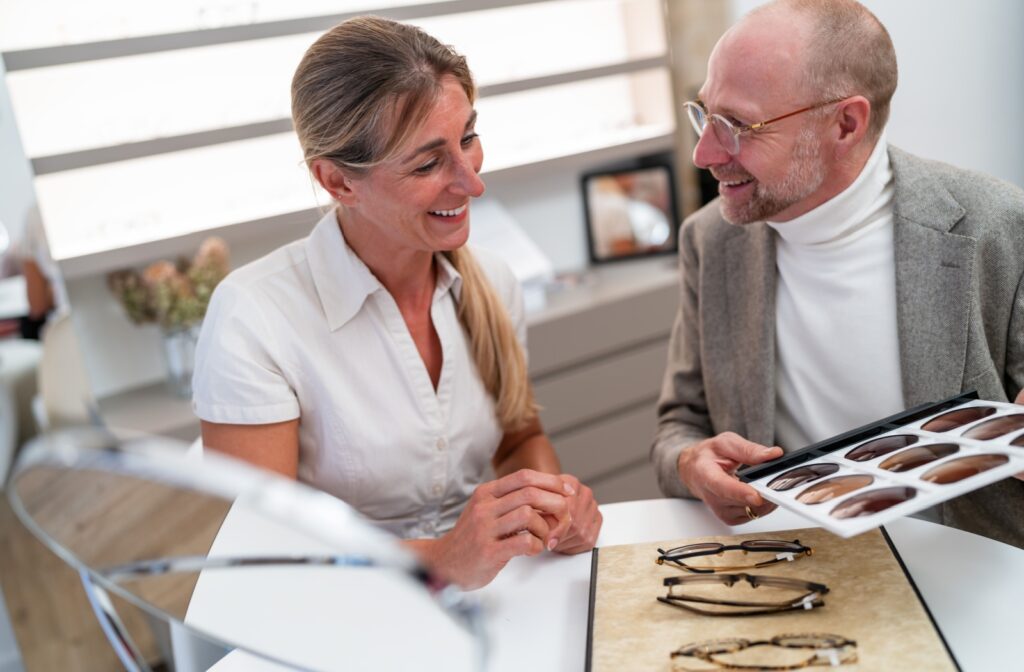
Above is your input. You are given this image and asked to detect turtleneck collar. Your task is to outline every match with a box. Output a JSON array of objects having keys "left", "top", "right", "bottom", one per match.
[{"left": 766, "top": 132, "right": 892, "bottom": 246}]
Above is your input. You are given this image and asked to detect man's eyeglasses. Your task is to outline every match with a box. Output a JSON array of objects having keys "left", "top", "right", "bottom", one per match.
[
  {"left": 671, "top": 633, "right": 858, "bottom": 671},
  {"left": 684, "top": 99, "right": 846, "bottom": 156},
  {"left": 658, "top": 573, "right": 829, "bottom": 617},
  {"left": 656, "top": 539, "right": 812, "bottom": 573}
]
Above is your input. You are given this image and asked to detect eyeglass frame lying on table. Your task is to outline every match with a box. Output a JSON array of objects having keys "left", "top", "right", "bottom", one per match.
[
  {"left": 658, "top": 573, "right": 829, "bottom": 617},
  {"left": 670, "top": 632, "right": 858, "bottom": 671},
  {"left": 656, "top": 539, "right": 813, "bottom": 573}
]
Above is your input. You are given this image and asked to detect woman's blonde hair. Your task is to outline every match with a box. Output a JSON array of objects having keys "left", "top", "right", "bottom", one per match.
[{"left": 291, "top": 16, "right": 538, "bottom": 430}]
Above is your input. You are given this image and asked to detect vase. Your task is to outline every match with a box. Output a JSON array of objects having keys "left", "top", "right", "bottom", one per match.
[{"left": 160, "top": 323, "right": 201, "bottom": 398}]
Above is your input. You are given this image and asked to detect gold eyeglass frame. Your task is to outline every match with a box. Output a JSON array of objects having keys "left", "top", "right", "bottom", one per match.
[{"left": 684, "top": 98, "right": 848, "bottom": 155}]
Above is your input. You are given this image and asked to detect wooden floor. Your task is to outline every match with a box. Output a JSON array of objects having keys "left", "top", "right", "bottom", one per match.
[
  {"left": 0, "top": 494, "right": 126, "bottom": 671},
  {"left": 0, "top": 466, "right": 230, "bottom": 671}
]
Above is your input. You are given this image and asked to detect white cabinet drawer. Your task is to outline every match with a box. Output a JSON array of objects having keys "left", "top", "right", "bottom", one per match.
[
  {"left": 533, "top": 339, "right": 667, "bottom": 435},
  {"left": 527, "top": 278, "right": 677, "bottom": 378},
  {"left": 552, "top": 402, "right": 657, "bottom": 482}
]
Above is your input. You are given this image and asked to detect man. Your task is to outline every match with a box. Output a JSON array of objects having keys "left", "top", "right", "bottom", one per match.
[{"left": 652, "top": 0, "right": 1024, "bottom": 547}]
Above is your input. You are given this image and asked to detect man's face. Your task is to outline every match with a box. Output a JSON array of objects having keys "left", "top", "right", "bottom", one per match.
[{"left": 694, "top": 15, "right": 830, "bottom": 224}]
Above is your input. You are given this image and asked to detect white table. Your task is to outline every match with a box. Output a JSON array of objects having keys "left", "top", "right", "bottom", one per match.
[{"left": 193, "top": 498, "right": 1020, "bottom": 671}]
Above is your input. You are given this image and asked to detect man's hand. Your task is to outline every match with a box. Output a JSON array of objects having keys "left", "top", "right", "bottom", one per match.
[{"left": 677, "top": 432, "right": 783, "bottom": 525}]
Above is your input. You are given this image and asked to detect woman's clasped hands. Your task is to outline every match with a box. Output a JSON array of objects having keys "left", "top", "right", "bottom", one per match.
[{"left": 424, "top": 469, "right": 600, "bottom": 589}]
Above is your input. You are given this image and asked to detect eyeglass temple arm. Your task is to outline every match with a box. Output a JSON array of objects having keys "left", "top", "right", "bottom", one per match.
[
  {"left": 100, "top": 553, "right": 378, "bottom": 583},
  {"left": 749, "top": 98, "right": 848, "bottom": 131}
]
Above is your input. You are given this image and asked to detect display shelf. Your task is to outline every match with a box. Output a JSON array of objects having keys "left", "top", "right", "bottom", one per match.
[{"left": 54, "top": 128, "right": 675, "bottom": 280}]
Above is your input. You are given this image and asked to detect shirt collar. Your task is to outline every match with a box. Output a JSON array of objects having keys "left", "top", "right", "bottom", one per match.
[
  {"left": 435, "top": 251, "right": 463, "bottom": 304},
  {"left": 305, "top": 209, "right": 464, "bottom": 331}
]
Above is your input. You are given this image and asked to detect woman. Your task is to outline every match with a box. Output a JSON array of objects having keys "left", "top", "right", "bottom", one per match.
[{"left": 193, "top": 16, "right": 601, "bottom": 589}]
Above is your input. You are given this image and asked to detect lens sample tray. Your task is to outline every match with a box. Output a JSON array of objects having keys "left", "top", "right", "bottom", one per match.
[
  {"left": 586, "top": 527, "right": 958, "bottom": 671},
  {"left": 738, "top": 392, "right": 1024, "bottom": 538}
]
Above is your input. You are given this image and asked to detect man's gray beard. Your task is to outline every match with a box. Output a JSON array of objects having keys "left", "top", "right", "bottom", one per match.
[{"left": 721, "top": 126, "right": 827, "bottom": 225}]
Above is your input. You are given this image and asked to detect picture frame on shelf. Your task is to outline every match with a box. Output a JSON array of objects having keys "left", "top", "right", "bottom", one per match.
[{"left": 581, "top": 155, "right": 680, "bottom": 265}]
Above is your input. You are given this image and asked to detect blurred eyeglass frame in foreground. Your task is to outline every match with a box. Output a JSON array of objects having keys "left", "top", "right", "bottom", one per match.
[{"left": 6, "top": 428, "right": 486, "bottom": 671}]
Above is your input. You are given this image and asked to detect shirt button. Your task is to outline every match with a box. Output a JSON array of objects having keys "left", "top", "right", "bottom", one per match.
[
  {"left": 433, "top": 484, "right": 442, "bottom": 497},
  {"left": 436, "top": 438, "right": 446, "bottom": 451}
]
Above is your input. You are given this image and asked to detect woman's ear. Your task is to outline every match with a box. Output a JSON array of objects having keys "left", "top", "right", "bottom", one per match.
[{"left": 311, "top": 159, "right": 359, "bottom": 206}]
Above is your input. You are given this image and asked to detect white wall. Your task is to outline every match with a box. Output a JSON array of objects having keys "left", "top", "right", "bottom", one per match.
[
  {"left": 0, "top": 56, "right": 36, "bottom": 256},
  {"left": 728, "top": 0, "right": 1024, "bottom": 188}
]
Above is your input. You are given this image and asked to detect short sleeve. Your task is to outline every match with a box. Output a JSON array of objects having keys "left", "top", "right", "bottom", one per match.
[{"left": 192, "top": 280, "right": 301, "bottom": 424}]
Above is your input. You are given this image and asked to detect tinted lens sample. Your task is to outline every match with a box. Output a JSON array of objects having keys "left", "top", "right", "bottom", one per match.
[
  {"left": 845, "top": 435, "right": 917, "bottom": 462},
  {"left": 1013, "top": 434, "right": 1024, "bottom": 447},
  {"left": 879, "top": 443, "right": 959, "bottom": 472},
  {"left": 796, "top": 475, "right": 873, "bottom": 505},
  {"left": 830, "top": 487, "right": 917, "bottom": 519},
  {"left": 921, "top": 454, "right": 1009, "bottom": 484},
  {"left": 921, "top": 406, "right": 997, "bottom": 432},
  {"left": 962, "top": 414, "right": 1024, "bottom": 440},
  {"left": 767, "top": 463, "right": 840, "bottom": 491}
]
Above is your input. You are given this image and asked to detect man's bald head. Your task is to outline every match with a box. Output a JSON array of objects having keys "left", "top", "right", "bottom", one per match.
[{"left": 739, "top": 0, "right": 898, "bottom": 140}]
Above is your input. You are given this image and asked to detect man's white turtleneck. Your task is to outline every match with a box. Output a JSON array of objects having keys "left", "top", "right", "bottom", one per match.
[{"left": 766, "top": 134, "right": 903, "bottom": 449}]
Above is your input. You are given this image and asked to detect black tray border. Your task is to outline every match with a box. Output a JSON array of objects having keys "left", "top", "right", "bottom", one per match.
[
  {"left": 880, "top": 525, "right": 962, "bottom": 671},
  {"left": 584, "top": 547, "right": 599, "bottom": 672},
  {"left": 737, "top": 391, "right": 979, "bottom": 483}
]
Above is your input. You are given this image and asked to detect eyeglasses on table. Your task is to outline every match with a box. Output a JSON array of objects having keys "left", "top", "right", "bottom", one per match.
[
  {"left": 656, "top": 539, "right": 813, "bottom": 573},
  {"left": 659, "top": 573, "right": 829, "bottom": 617},
  {"left": 671, "top": 632, "right": 857, "bottom": 671}
]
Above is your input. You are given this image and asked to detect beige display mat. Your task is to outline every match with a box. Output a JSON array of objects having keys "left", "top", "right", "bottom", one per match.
[{"left": 587, "top": 527, "right": 957, "bottom": 671}]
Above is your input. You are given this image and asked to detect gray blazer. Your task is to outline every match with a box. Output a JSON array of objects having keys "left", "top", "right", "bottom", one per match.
[{"left": 652, "top": 146, "right": 1024, "bottom": 548}]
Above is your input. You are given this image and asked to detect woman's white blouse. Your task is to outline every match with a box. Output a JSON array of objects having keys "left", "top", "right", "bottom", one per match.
[{"left": 192, "top": 210, "right": 526, "bottom": 538}]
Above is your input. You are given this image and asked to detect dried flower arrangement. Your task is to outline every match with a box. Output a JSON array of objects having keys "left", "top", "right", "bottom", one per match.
[{"left": 107, "top": 237, "right": 229, "bottom": 331}]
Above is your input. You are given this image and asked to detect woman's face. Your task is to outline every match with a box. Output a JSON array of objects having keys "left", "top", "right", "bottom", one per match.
[{"left": 342, "top": 75, "right": 485, "bottom": 254}]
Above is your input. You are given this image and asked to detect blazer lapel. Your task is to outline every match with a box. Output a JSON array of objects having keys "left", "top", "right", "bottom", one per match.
[
  {"left": 723, "top": 223, "right": 776, "bottom": 445},
  {"left": 890, "top": 148, "right": 973, "bottom": 407}
]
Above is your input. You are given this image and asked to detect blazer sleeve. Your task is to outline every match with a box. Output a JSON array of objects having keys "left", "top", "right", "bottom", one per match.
[
  {"left": 1008, "top": 267, "right": 1024, "bottom": 401},
  {"left": 650, "top": 219, "right": 715, "bottom": 498}
]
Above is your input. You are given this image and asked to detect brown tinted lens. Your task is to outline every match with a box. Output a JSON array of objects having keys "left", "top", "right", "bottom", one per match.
[
  {"left": 796, "top": 475, "right": 873, "bottom": 505},
  {"left": 1013, "top": 434, "right": 1024, "bottom": 447},
  {"left": 962, "top": 414, "right": 1024, "bottom": 440},
  {"left": 921, "top": 406, "right": 997, "bottom": 432},
  {"left": 767, "top": 463, "right": 840, "bottom": 491},
  {"left": 774, "top": 634, "right": 850, "bottom": 648},
  {"left": 921, "top": 454, "right": 1010, "bottom": 484},
  {"left": 668, "top": 543, "right": 723, "bottom": 558},
  {"left": 676, "top": 639, "right": 746, "bottom": 657},
  {"left": 830, "top": 487, "right": 917, "bottom": 519},
  {"left": 741, "top": 540, "right": 804, "bottom": 551},
  {"left": 879, "top": 443, "right": 959, "bottom": 472},
  {"left": 845, "top": 435, "right": 917, "bottom": 462}
]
